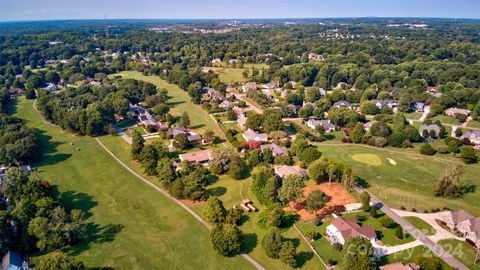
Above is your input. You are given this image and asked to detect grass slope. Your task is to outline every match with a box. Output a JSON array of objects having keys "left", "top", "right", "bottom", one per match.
[
  {"left": 377, "top": 245, "right": 454, "bottom": 269},
  {"left": 315, "top": 144, "right": 480, "bottom": 216},
  {"left": 14, "top": 97, "right": 251, "bottom": 270},
  {"left": 437, "top": 239, "right": 480, "bottom": 270},
  {"left": 113, "top": 71, "right": 225, "bottom": 139},
  {"left": 403, "top": 217, "right": 437, "bottom": 236}
]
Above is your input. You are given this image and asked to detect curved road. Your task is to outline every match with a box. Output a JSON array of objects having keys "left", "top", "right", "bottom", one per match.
[
  {"left": 95, "top": 138, "right": 265, "bottom": 270},
  {"left": 359, "top": 188, "right": 468, "bottom": 270}
]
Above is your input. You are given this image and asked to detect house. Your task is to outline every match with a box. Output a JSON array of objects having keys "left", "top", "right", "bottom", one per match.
[
  {"left": 1, "top": 250, "right": 28, "bottom": 270},
  {"left": 261, "top": 90, "right": 275, "bottom": 101},
  {"left": 326, "top": 217, "right": 376, "bottom": 245},
  {"left": 9, "top": 88, "right": 24, "bottom": 95},
  {"left": 445, "top": 107, "right": 471, "bottom": 117},
  {"left": 413, "top": 102, "right": 425, "bottom": 112},
  {"left": 89, "top": 81, "right": 101, "bottom": 87},
  {"left": 461, "top": 131, "right": 480, "bottom": 148},
  {"left": 306, "top": 119, "right": 336, "bottom": 133},
  {"left": 203, "top": 87, "right": 225, "bottom": 101},
  {"left": 45, "top": 83, "right": 59, "bottom": 92},
  {"left": 333, "top": 100, "right": 352, "bottom": 109},
  {"left": 319, "top": 88, "right": 326, "bottom": 96},
  {"left": 334, "top": 82, "right": 351, "bottom": 90},
  {"left": 362, "top": 121, "right": 376, "bottom": 132},
  {"left": 219, "top": 100, "right": 233, "bottom": 110},
  {"left": 232, "top": 106, "right": 246, "bottom": 118},
  {"left": 308, "top": 53, "right": 325, "bottom": 61},
  {"left": 379, "top": 262, "right": 420, "bottom": 270},
  {"left": 419, "top": 124, "right": 442, "bottom": 138},
  {"left": 211, "top": 58, "right": 222, "bottom": 64},
  {"left": 242, "top": 129, "right": 268, "bottom": 142},
  {"left": 426, "top": 86, "right": 437, "bottom": 94},
  {"left": 237, "top": 116, "right": 248, "bottom": 129},
  {"left": 187, "top": 134, "right": 203, "bottom": 144},
  {"left": 457, "top": 217, "right": 480, "bottom": 247},
  {"left": 371, "top": 99, "right": 396, "bottom": 109},
  {"left": 263, "top": 81, "right": 279, "bottom": 90},
  {"left": 440, "top": 209, "right": 474, "bottom": 230},
  {"left": 242, "top": 82, "right": 257, "bottom": 93},
  {"left": 260, "top": 143, "right": 288, "bottom": 157},
  {"left": 167, "top": 127, "right": 189, "bottom": 137},
  {"left": 179, "top": 149, "right": 213, "bottom": 165},
  {"left": 274, "top": 165, "right": 308, "bottom": 178}
]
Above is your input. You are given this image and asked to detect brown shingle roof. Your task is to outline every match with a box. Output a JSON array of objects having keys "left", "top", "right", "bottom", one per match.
[{"left": 331, "top": 217, "right": 376, "bottom": 240}]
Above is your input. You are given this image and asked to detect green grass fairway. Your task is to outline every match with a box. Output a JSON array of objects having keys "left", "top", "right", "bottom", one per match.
[
  {"left": 377, "top": 245, "right": 454, "bottom": 269},
  {"left": 113, "top": 71, "right": 225, "bottom": 139},
  {"left": 100, "top": 135, "right": 324, "bottom": 270},
  {"left": 351, "top": 153, "right": 382, "bottom": 166},
  {"left": 437, "top": 239, "right": 480, "bottom": 270},
  {"left": 404, "top": 217, "right": 436, "bottom": 236},
  {"left": 14, "top": 97, "right": 251, "bottom": 270},
  {"left": 315, "top": 144, "right": 480, "bottom": 216}
]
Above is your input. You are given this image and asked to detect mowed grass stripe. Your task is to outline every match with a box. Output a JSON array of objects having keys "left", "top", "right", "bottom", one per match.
[{"left": 14, "top": 97, "right": 251, "bottom": 270}]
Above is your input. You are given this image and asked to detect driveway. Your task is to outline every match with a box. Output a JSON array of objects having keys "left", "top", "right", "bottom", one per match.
[
  {"left": 114, "top": 125, "right": 132, "bottom": 144},
  {"left": 392, "top": 209, "right": 463, "bottom": 243},
  {"left": 373, "top": 240, "right": 423, "bottom": 257}
]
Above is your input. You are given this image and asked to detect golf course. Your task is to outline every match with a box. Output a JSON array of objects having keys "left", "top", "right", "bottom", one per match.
[{"left": 13, "top": 97, "right": 251, "bottom": 269}]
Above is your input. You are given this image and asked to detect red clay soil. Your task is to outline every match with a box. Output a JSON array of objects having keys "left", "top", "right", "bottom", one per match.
[{"left": 289, "top": 183, "right": 357, "bottom": 221}]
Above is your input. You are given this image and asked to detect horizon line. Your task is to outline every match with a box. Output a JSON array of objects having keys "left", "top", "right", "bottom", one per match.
[{"left": 1, "top": 16, "right": 480, "bottom": 24}]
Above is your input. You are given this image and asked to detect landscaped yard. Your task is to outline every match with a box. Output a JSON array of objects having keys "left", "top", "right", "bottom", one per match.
[
  {"left": 405, "top": 112, "right": 424, "bottom": 121},
  {"left": 314, "top": 144, "right": 480, "bottom": 216},
  {"left": 437, "top": 239, "right": 480, "bottom": 270},
  {"left": 467, "top": 120, "right": 480, "bottom": 129},
  {"left": 14, "top": 97, "right": 251, "bottom": 269},
  {"left": 430, "top": 115, "right": 461, "bottom": 125},
  {"left": 112, "top": 71, "right": 225, "bottom": 139},
  {"left": 404, "top": 216, "right": 437, "bottom": 236},
  {"left": 377, "top": 245, "right": 454, "bottom": 269}
]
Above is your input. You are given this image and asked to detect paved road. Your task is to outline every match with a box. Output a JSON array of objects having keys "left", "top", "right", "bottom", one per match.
[
  {"left": 96, "top": 138, "right": 265, "bottom": 270},
  {"left": 233, "top": 93, "right": 264, "bottom": 114},
  {"left": 113, "top": 125, "right": 132, "bottom": 144},
  {"left": 361, "top": 188, "right": 468, "bottom": 270}
]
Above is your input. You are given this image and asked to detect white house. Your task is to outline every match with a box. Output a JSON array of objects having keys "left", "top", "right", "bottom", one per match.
[{"left": 326, "top": 217, "right": 376, "bottom": 245}]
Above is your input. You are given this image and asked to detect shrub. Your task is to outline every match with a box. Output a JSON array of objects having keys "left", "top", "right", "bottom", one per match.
[
  {"left": 395, "top": 226, "right": 404, "bottom": 239},
  {"left": 436, "top": 145, "right": 449, "bottom": 154},
  {"left": 381, "top": 217, "right": 396, "bottom": 228},
  {"left": 420, "top": 143, "right": 436, "bottom": 155},
  {"left": 356, "top": 214, "right": 367, "bottom": 223},
  {"left": 370, "top": 206, "right": 379, "bottom": 218},
  {"left": 313, "top": 216, "right": 323, "bottom": 226},
  {"left": 305, "top": 231, "right": 321, "bottom": 241},
  {"left": 333, "top": 242, "right": 343, "bottom": 252}
]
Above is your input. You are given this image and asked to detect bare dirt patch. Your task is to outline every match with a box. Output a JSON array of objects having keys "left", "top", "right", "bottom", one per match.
[{"left": 288, "top": 183, "right": 357, "bottom": 221}]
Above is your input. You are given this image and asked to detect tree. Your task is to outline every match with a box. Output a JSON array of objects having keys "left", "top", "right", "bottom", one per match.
[
  {"left": 140, "top": 144, "right": 159, "bottom": 175},
  {"left": 25, "top": 88, "right": 36, "bottom": 99},
  {"left": 460, "top": 145, "right": 477, "bottom": 163},
  {"left": 395, "top": 226, "right": 404, "bottom": 239},
  {"left": 180, "top": 112, "right": 190, "bottom": 127},
  {"left": 263, "top": 109, "right": 284, "bottom": 133},
  {"left": 156, "top": 158, "right": 176, "bottom": 186},
  {"left": 204, "top": 130, "right": 216, "bottom": 143},
  {"left": 210, "top": 224, "right": 241, "bottom": 256},
  {"left": 278, "top": 174, "right": 305, "bottom": 203},
  {"left": 181, "top": 171, "right": 207, "bottom": 200},
  {"left": 350, "top": 122, "right": 365, "bottom": 143},
  {"left": 267, "top": 205, "right": 285, "bottom": 227},
  {"left": 392, "top": 113, "right": 407, "bottom": 133},
  {"left": 279, "top": 241, "right": 297, "bottom": 268},
  {"left": 203, "top": 197, "right": 226, "bottom": 225},
  {"left": 434, "top": 164, "right": 464, "bottom": 198},
  {"left": 228, "top": 156, "right": 248, "bottom": 180},
  {"left": 36, "top": 253, "right": 85, "bottom": 270},
  {"left": 360, "top": 101, "right": 379, "bottom": 115},
  {"left": 210, "top": 150, "right": 232, "bottom": 174},
  {"left": 0, "top": 211, "right": 11, "bottom": 255},
  {"left": 420, "top": 143, "right": 436, "bottom": 156},
  {"left": 339, "top": 237, "right": 376, "bottom": 270},
  {"left": 307, "top": 158, "right": 328, "bottom": 183},
  {"left": 173, "top": 133, "right": 189, "bottom": 150},
  {"left": 380, "top": 217, "right": 396, "bottom": 228},
  {"left": 262, "top": 227, "right": 283, "bottom": 259},
  {"left": 299, "top": 147, "right": 322, "bottom": 167},
  {"left": 226, "top": 108, "right": 237, "bottom": 121},
  {"left": 306, "top": 190, "right": 327, "bottom": 214},
  {"left": 248, "top": 149, "right": 264, "bottom": 167},
  {"left": 251, "top": 166, "right": 277, "bottom": 205},
  {"left": 131, "top": 130, "right": 145, "bottom": 160},
  {"left": 360, "top": 192, "right": 371, "bottom": 211}
]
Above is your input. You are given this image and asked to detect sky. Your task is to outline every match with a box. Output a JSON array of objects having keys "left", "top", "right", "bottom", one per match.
[{"left": 1, "top": 0, "right": 479, "bottom": 22}]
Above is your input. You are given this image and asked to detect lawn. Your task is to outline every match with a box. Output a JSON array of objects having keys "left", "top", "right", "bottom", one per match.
[
  {"left": 14, "top": 97, "right": 251, "bottom": 270},
  {"left": 430, "top": 115, "right": 461, "bottom": 125},
  {"left": 99, "top": 134, "right": 324, "bottom": 270},
  {"left": 314, "top": 144, "right": 480, "bottom": 216},
  {"left": 405, "top": 112, "right": 424, "bottom": 121},
  {"left": 403, "top": 216, "right": 437, "bottom": 236},
  {"left": 377, "top": 245, "right": 454, "bottom": 269},
  {"left": 189, "top": 175, "right": 325, "bottom": 270},
  {"left": 437, "top": 239, "right": 480, "bottom": 270},
  {"left": 342, "top": 212, "right": 415, "bottom": 246},
  {"left": 113, "top": 71, "right": 225, "bottom": 139},
  {"left": 467, "top": 120, "right": 480, "bottom": 129}
]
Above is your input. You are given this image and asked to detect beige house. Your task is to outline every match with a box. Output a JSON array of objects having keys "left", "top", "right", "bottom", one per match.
[{"left": 441, "top": 209, "right": 480, "bottom": 246}]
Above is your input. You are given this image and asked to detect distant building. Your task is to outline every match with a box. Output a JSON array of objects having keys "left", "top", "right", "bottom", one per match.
[
  {"left": 379, "top": 262, "right": 420, "bottom": 270},
  {"left": 333, "top": 100, "right": 352, "bottom": 109},
  {"left": 326, "top": 217, "right": 376, "bottom": 245},
  {"left": 371, "top": 99, "right": 397, "bottom": 109},
  {"left": 274, "top": 165, "right": 307, "bottom": 178},
  {"left": 1, "top": 250, "right": 28, "bottom": 270},
  {"left": 445, "top": 107, "right": 471, "bottom": 117},
  {"left": 440, "top": 209, "right": 480, "bottom": 247},
  {"left": 203, "top": 87, "right": 225, "bottom": 101},
  {"left": 211, "top": 58, "right": 222, "bottom": 64},
  {"left": 413, "top": 102, "right": 425, "bottom": 112},
  {"left": 362, "top": 121, "right": 376, "bottom": 132},
  {"left": 45, "top": 83, "right": 59, "bottom": 92},
  {"left": 308, "top": 53, "right": 325, "bottom": 61},
  {"left": 242, "top": 82, "right": 257, "bottom": 93},
  {"left": 263, "top": 81, "right": 279, "bottom": 90},
  {"left": 260, "top": 143, "right": 288, "bottom": 157},
  {"left": 179, "top": 149, "right": 213, "bottom": 165},
  {"left": 461, "top": 131, "right": 480, "bottom": 148},
  {"left": 237, "top": 117, "right": 248, "bottom": 129},
  {"left": 306, "top": 119, "right": 336, "bottom": 133},
  {"left": 242, "top": 129, "right": 268, "bottom": 142},
  {"left": 219, "top": 100, "right": 233, "bottom": 110},
  {"left": 419, "top": 124, "right": 442, "bottom": 138}
]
